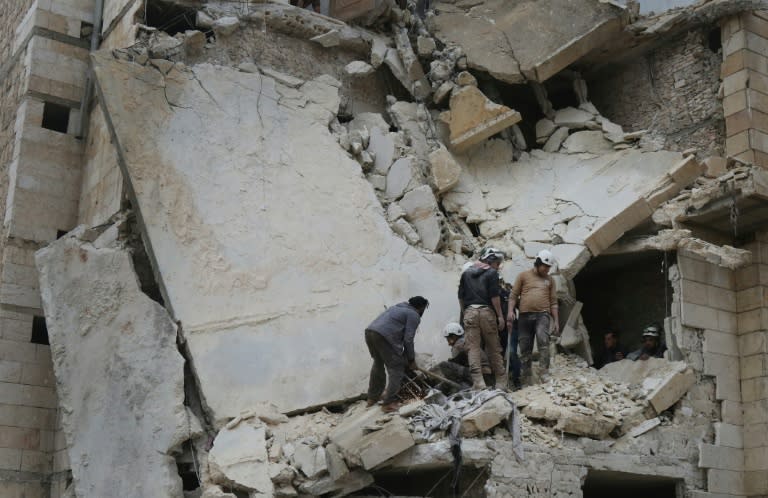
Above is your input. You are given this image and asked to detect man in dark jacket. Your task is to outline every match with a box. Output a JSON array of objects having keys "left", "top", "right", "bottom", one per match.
[
  {"left": 627, "top": 325, "right": 666, "bottom": 361},
  {"left": 597, "top": 331, "right": 628, "bottom": 369},
  {"left": 458, "top": 248, "right": 507, "bottom": 390},
  {"left": 365, "top": 296, "right": 429, "bottom": 412}
]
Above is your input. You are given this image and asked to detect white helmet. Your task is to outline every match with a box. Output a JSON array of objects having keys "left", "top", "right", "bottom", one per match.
[
  {"left": 536, "top": 249, "right": 555, "bottom": 266},
  {"left": 443, "top": 322, "right": 464, "bottom": 337},
  {"left": 479, "top": 247, "right": 505, "bottom": 262}
]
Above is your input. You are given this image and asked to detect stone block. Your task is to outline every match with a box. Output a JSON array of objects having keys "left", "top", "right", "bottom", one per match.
[
  {"left": 740, "top": 354, "right": 768, "bottom": 380},
  {"left": 744, "top": 399, "right": 768, "bottom": 425},
  {"left": 562, "top": 130, "right": 613, "bottom": 154},
  {"left": 542, "top": 126, "right": 569, "bottom": 152},
  {"left": 443, "top": 86, "right": 522, "bottom": 152},
  {"left": 722, "top": 400, "right": 743, "bottom": 426},
  {"left": 0, "top": 405, "right": 55, "bottom": 430},
  {"left": 0, "top": 425, "right": 40, "bottom": 451},
  {"left": 742, "top": 377, "right": 768, "bottom": 402},
  {"left": 744, "top": 423, "right": 768, "bottom": 449},
  {"left": 399, "top": 185, "right": 443, "bottom": 251},
  {"left": 648, "top": 368, "right": 695, "bottom": 414},
  {"left": 584, "top": 198, "right": 653, "bottom": 256},
  {"left": 0, "top": 447, "right": 22, "bottom": 471},
  {"left": 715, "top": 422, "right": 744, "bottom": 448},
  {"left": 703, "top": 156, "right": 728, "bottom": 178},
  {"left": 329, "top": 405, "right": 415, "bottom": 470},
  {"left": 747, "top": 446, "right": 768, "bottom": 471},
  {"left": 726, "top": 130, "right": 750, "bottom": 156},
  {"left": 737, "top": 286, "right": 766, "bottom": 312},
  {"left": 20, "top": 450, "right": 49, "bottom": 473},
  {"left": 707, "top": 469, "right": 745, "bottom": 495},
  {"left": 704, "top": 330, "right": 739, "bottom": 356},
  {"left": 429, "top": 148, "right": 462, "bottom": 194},
  {"left": 738, "top": 308, "right": 768, "bottom": 334},
  {"left": 0, "top": 382, "right": 57, "bottom": 409},
  {"left": 385, "top": 157, "right": 420, "bottom": 200},
  {"left": 20, "top": 363, "right": 54, "bottom": 387},
  {"left": 744, "top": 469, "right": 768, "bottom": 494},
  {"left": 554, "top": 107, "right": 593, "bottom": 129},
  {"left": 292, "top": 441, "right": 327, "bottom": 479},
  {"left": 0, "top": 361, "right": 22, "bottom": 384},
  {"left": 724, "top": 30, "right": 747, "bottom": 57},
  {"left": 460, "top": 396, "right": 513, "bottom": 437},
  {"left": 679, "top": 257, "right": 735, "bottom": 290},
  {"left": 723, "top": 69, "right": 750, "bottom": 97},
  {"left": 699, "top": 443, "right": 744, "bottom": 471},
  {"left": 740, "top": 331, "right": 768, "bottom": 356}
]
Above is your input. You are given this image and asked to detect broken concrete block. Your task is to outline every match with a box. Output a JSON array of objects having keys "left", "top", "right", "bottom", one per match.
[
  {"left": 196, "top": 10, "right": 214, "bottom": 29},
  {"left": 536, "top": 118, "right": 556, "bottom": 144},
  {"left": 442, "top": 86, "right": 522, "bottom": 152},
  {"left": 36, "top": 229, "right": 192, "bottom": 498},
  {"left": 562, "top": 130, "right": 614, "bottom": 154},
  {"left": 461, "top": 396, "right": 514, "bottom": 437},
  {"left": 260, "top": 67, "right": 304, "bottom": 88},
  {"left": 370, "top": 35, "right": 389, "bottom": 68},
  {"left": 392, "top": 218, "right": 421, "bottom": 245},
  {"left": 345, "top": 60, "right": 375, "bottom": 77},
  {"left": 433, "top": 81, "right": 454, "bottom": 104},
  {"left": 269, "top": 463, "right": 295, "bottom": 485},
  {"left": 209, "top": 422, "right": 274, "bottom": 495},
  {"left": 148, "top": 32, "right": 182, "bottom": 58},
  {"left": 385, "top": 47, "right": 430, "bottom": 100},
  {"left": 704, "top": 156, "right": 728, "bottom": 178},
  {"left": 555, "top": 412, "right": 617, "bottom": 440},
  {"left": 293, "top": 441, "right": 328, "bottom": 479},
  {"left": 368, "top": 127, "right": 396, "bottom": 175},
  {"left": 311, "top": 30, "right": 341, "bottom": 47},
  {"left": 417, "top": 36, "right": 436, "bottom": 57},
  {"left": 201, "top": 485, "right": 237, "bottom": 498},
  {"left": 543, "top": 127, "right": 569, "bottom": 152},
  {"left": 627, "top": 417, "right": 661, "bottom": 438},
  {"left": 429, "top": 147, "right": 462, "bottom": 194},
  {"left": 399, "top": 185, "right": 443, "bottom": 251},
  {"left": 599, "top": 116, "right": 624, "bottom": 143},
  {"left": 551, "top": 244, "right": 590, "bottom": 279},
  {"left": 456, "top": 71, "right": 477, "bottom": 87},
  {"left": 647, "top": 368, "right": 696, "bottom": 414},
  {"left": 554, "top": 107, "right": 594, "bottom": 129},
  {"left": 212, "top": 16, "right": 240, "bottom": 37},
  {"left": 329, "top": 405, "right": 415, "bottom": 470},
  {"left": 325, "top": 443, "right": 349, "bottom": 481},
  {"left": 429, "top": 59, "right": 454, "bottom": 84},
  {"left": 184, "top": 30, "right": 206, "bottom": 56},
  {"left": 386, "top": 156, "right": 421, "bottom": 200},
  {"left": 524, "top": 241, "right": 551, "bottom": 258},
  {"left": 298, "top": 469, "right": 374, "bottom": 496},
  {"left": 387, "top": 202, "right": 406, "bottom": 222}
]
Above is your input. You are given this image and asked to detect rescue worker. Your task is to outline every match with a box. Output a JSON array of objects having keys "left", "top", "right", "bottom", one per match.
[
  {"left": 627, "top": 325, "right": 666, "bottom": 361},
  {"left": 597, "top": 331, "right": 628, "bottom": 368},
  {"left": 365, "top": 296, "right": 429, "bottom": 412},
  {"left": 508, "top": 249, "right": 559, "bottom": 385},
  {"left": 458, "top": 247, "right": 508, "bottom": 390},
  {"left": 437, "top": 322, "right": 491, "bottom": 389}
]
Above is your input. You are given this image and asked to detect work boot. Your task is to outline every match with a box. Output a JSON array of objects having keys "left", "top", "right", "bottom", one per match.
[
  {"left": 471, "top": 372, "right": 487, "bottom": 390},
  {"left": 366, "top": 398, "right": 378, "bottom": 408},
  {"left": 381, "top": 401, "right": 402, "bottom": 413},
  {"left": 494, "top": 375, "right": 509, "bottom": 391}
]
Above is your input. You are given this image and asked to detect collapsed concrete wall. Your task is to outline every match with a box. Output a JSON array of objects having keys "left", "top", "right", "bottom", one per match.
[{"left": 36, "top": 225, "right": 196, "bottom": 498}]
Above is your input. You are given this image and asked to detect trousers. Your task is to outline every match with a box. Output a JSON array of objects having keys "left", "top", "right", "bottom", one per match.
[
  {"left": 463, "top": 306, "right": 506, "bottom": 387},
  {"left": 518, "top": 312, "right": 551, "bottom": 381},
  {"left": 365, "top": 329, "right": 406, "bottom": 404}
]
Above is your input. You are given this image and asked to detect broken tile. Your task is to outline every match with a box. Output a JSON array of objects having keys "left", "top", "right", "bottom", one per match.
[{"left": 429, "top": 147, "right": 462, "bottom": 194}]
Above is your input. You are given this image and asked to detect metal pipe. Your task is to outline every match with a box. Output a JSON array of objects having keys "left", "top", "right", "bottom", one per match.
[{"left": 76, "top": 0, "right": 105, "bottom": 139}]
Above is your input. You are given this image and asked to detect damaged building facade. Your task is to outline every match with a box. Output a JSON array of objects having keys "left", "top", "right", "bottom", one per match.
[{"left": 2, "top": 0, "right": 768, "bottom": 496}]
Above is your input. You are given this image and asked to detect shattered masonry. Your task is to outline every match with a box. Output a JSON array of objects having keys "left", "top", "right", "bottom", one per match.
[{"left": 2, "top": 0, "right": 768, "bottom": 497}]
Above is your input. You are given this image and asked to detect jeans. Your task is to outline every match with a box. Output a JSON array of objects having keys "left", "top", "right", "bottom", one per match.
[
  {"left": 365, "top": 330, "right": 406, "bottom": 404},
  {"left": 518, "top": 312, "right": 551, "bottom": 382}
]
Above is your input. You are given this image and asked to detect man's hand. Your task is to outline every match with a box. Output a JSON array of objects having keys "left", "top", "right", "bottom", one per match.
[
  {"left": 639, "top": 353, "right": 649, "bottom": 361},
  {"left": 614, "top": 352, "right": 624, "bottom": 361},
  {"left": 551, "top": 321, "right": 560, "bottom": 337},
  {"left": 497, "top": 315, "right": 505, "bottom": 331}
]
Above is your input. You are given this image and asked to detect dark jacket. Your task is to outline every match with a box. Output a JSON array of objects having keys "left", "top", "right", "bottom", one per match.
[
  {"left": 597, "top": 346, "right": 628, "bottom": 368},
  {"left": 458, "top": 265, "right": 500, "bottom": 308},
  {"left": 366, "top": 302, "right": 422, "bottom": 361}
]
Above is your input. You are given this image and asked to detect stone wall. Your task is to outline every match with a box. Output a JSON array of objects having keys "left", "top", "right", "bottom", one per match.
[
  {"left": 78, "top": 104, "right": 122, "bottom": 227},
  {"left": 735, "top": 232, "right": 768, "bottom": 496},
  {"left": 590, "top": 29, "right": 724, "bottom": 157},
  {"left": 722, "top": 11, "right": 768, "bottom": 168}
]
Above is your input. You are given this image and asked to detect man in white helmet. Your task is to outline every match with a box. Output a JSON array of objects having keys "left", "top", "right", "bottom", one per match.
[
  {"left": 437, "top": 322, "right": 491, "bottom": 389},
  {"left": 457, "top": 247, "right": 508, "bottom": 390},
  {"left": 508, "top": 249, "right": 559, "bottom": 385},
  {"left": 627, "top": 325, "right": 667, "bottom": 361}
]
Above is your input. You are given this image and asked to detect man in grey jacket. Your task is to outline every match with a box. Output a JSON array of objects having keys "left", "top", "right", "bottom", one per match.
[{"left": 365, "top": 296, "right": 429, "bottom": 412}]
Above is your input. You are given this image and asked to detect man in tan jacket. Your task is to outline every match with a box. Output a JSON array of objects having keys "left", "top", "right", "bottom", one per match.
[{"left": 508, "top": 250, "right": 559, "bottom": 385}]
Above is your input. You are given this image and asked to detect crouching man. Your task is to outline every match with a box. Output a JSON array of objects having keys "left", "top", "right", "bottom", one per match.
[
  {"left": 437, "top": 322, "right": 492, "bottom": 390},
  {"left": 365, "top": 296, "right": 429, "bottom": 412}
]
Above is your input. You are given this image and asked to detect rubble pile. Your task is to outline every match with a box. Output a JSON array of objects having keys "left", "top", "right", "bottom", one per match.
[{"left": 506, "top": 354, "right": 697, "bottom": 443}]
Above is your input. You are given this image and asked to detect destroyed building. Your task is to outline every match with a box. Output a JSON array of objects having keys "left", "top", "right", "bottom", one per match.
[{"left": 3, "top": 0, "right": 768, "bottom": 496}]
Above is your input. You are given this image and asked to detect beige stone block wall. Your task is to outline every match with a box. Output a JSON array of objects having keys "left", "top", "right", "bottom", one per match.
[
  {"left": 736, "top": 233, "right": 768, "bottom": 496},
  {"left": 676, "top": 251, "right": 747, "bottom": 495},
  {"left": 722, "top": 12, "right": 768, "bottom": 167}
]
